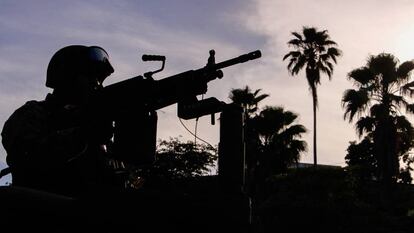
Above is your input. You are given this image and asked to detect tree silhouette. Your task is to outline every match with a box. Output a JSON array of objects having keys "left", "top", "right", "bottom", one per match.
[
  {"left": 229, "top": 85, "right": 269, "bottom": 119},
  {"left": 253, "top": 106, "right": 307, "bottom": 175},
  {"left": 145, "top": 137, "right": 217, "bottom": 180},
  {"left": 345, "top": 136, "right": 377, "bottom": 181},
  {"left": 283, "top": 26, "right": 341, "bottom": 166},
  {"left": 342, "top": 53, "right": 414, "bottom": 183}
]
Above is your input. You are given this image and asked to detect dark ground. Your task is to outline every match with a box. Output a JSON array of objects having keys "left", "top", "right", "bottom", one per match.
[
  {"left": 253, "top": 167, "right": 414, "bottom": 233},
  {"left": 2, "top": 168, "right": 414, "bottom": 232}
]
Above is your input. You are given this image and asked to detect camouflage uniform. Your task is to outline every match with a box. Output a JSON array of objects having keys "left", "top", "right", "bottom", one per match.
[{"left": 1, "top": 94, "right": 114, "bottom": 196}]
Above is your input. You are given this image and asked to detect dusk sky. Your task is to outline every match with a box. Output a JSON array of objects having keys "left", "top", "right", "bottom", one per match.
[{"left": 1, "top": 0, "right": 414, "bottom": 184}]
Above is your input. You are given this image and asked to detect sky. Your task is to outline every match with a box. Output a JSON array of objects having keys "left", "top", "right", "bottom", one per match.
[{"left": 1, "top": 0, "right": 414, "bottom": 185}]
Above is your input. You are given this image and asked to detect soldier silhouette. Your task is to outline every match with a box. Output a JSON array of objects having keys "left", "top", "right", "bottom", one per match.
[
  {"left": 1, "top": 45, "right": 252, "bottom": 232},
  {"left": 1, "top": 45, "right": 121, "bottom": 197}
]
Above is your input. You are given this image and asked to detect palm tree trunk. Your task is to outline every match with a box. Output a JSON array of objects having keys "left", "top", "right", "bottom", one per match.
[{"left": 313, "top": 97, "right": 317, "bottom": 167}]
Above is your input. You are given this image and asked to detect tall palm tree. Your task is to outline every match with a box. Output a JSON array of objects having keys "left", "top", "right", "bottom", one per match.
[
  {"left": 253, "top": 106, "right": 307, "bottom": 174},
  {"left": 342, "top": 53, "right": 414, "bottom": 183},
  {"left": 283, "top": 26, "right": 341, "bottom": 167}
]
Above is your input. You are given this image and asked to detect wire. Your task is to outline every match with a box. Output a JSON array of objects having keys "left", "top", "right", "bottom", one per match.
[
  {"left": 194, "top": 94, "right": 204, "bottom": 145},
  {"left": 194, "top": 117, "right": 199, "bottom": 145},
  {"left": 178, "top": 117, "right": 215, "bottom": 149}
]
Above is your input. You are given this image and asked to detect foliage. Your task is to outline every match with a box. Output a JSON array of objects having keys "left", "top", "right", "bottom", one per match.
[
  {"left": 228, "top": 87, "right": 307, "bottom": 177},
  {"left": 283, "top": 26, "right": 341, "bottom": 166},
  {"left": 345, "top": 137, "right": 377, "bottom": 181},
  {"left": 342, "top": 53, "right": 414, "bottom": 183},
  {"left": 253, "top": 106, "right": 307, "bottom": 175},
  {"left": 147, "top": 137, "right": 217, "bottom": 180},
  {"left": 229, "top": 85, "right": 269, "bottom": 118}
]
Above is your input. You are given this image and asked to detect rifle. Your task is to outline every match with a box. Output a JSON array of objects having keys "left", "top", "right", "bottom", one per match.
[
  {"left": 99, "top": 49, "right": 261, "bottom": 116},
  {"left": 97, "top": 49, "right": 261, "bottom": 167}
]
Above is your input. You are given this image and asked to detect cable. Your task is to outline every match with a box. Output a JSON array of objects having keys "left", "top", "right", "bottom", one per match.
[
  {"left": 194, "top": 117, "right": 199, "bottom": 145},
  {"left": 194, "top": 94, "right": 204, "bottom": 145},
  {"left": 178, "top": 117, "right": 215, "bottom": 149}
]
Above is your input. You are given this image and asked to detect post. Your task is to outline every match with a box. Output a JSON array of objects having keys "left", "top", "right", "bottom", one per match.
[{"left": 218, "top": 104, "right": 245, "bottom": 193}]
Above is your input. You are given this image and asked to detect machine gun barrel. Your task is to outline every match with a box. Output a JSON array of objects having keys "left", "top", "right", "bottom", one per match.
[
  {"left": 192, "top": 50, "right": 262, "bottom": 82},
  {"left": 211, "top": 50, "right": 261, "bottom": 70}
]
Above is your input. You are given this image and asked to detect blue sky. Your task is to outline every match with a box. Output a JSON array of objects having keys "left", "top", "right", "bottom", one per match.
[{"left": 2, "top": 0, "right": 414, "bottom": 185}]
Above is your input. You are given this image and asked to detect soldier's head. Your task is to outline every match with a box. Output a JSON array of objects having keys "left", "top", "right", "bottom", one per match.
[{"left": 46, "top": 45, "right": 114, "bottom": 104}]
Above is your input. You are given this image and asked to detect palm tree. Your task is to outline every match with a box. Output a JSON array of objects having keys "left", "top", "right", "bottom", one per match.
[
  {"left": 342, "top": 53, "right": 414, "bottom": 183},
  {"left": 229, "top": 85, "right": 269, "bottom": 119},
  {"left": 253, "top": 106, "right": 307, "bottom": 174},
  {"left": 283, "top": 26, "right": 341, "bottom": 167}
]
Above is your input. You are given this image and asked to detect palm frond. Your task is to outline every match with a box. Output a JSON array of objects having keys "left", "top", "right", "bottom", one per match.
[
  {"left": 347, "top": 67, "right": 373, "bottom": 86},
  {"left": 401, "top": 81, "right": 414, "bottom": 97},
  {"left": 367, "top": 53, "right": 398, "bottom": 78},
  {"left": 405, "top": 103, "right": 414, "bottom": 114},
  {"left": 316, "top": 61, "right": 332, "bottom": 78},
  {"left": 249, "top": 106, "right": 258, "bottom": 114},
  {"left": 252, "top": 88, "right": 262, "bottom": 96},
  {"left": 291, "top": 55, "right": 307, "bottom": 75},
  {"left": 325, "top": 61, "right": 334, "bottom": 73},
  {"left": 355, "top": 116, "right": 375, "bottom": 137},
  {"left": 303, "top": 27, "right": 318, "bottom": 42},
  {"left": 342, "top": 89, "right": 370, "bottom": 122},
  {"left": 291, "top": 31, "right": 303, "bottom": 40},
  {"left": 323, "top": 39, "right": 338, "bottom": 46},
  {"left": 327, "top": 47, "right": 342, "bottom": 63},
  {"left": 283, "top": 51, "right": 301, "bottom": 60},
  {"left": 289, "top": 139, "right": 308, "bottom": 153},
  {"left": 397, "top": 61, "right": 414, "bottom": 80},
  {"left": 287, "top": 57, "right": 297, "bottom": 71},
  {"left": 320, "top": 54, "right": 329, "bottom": 61},
  {"left": 282, "top": 110, "right": 299, "bottom": 126},
  {"left": 280, "top": 124, "right": 307, "bottom": 139},
  {"left": 388, "top": 94, "right": 408, "bottom": 110},
  {"left": 287, "top": 39, "right": 303, "bottom": 47},
  {"left": 395, "top": 115, "right": 414, "bottom": 133},
  {"left": 254, "top": 94, "right": 270, "bottom": 103}
]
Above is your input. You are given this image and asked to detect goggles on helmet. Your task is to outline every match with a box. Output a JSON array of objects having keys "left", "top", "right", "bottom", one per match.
[{"left": 87, "top": 46, "right": 114, "bottom": 83}]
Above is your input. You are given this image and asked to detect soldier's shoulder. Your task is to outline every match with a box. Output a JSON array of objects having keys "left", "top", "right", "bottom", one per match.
[
  {"left": 16, "top": 99, "right": 45, "bottom": 113},
  {"left": 1, "top": 99, "right": 48, "bottom": 142},
  {"left": 7, "top": 100, "right": 47, "bottom": 122}
]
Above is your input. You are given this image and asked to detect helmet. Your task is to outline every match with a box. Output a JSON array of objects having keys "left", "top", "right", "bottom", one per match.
[{"left": 46, "top": 45, "right": 114, "bottom": 89}]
